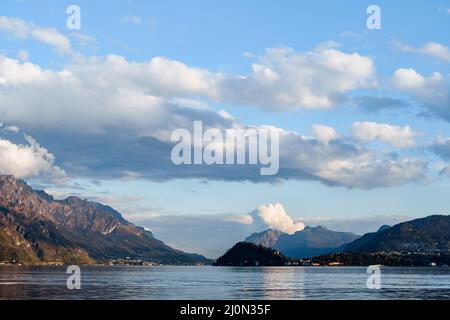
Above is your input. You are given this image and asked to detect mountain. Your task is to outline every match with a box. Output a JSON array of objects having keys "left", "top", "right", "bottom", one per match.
[
  {"left": 245, "top": 229, "right": 283, "bottom": 248},
  {"left": 0, "top": 175, "right": 210, "bottom": 265},
  {"left": 213, "top": 242, "right": 289, "bottom": 266},
  {"left": 245, "top": 226, "right": 360, "bottom": 258},
  {"left": 311, "top": 216, "right": 450, "bottom": 266},
  {"left": 344, "top": 215, "right": 450, "bottom": 253}
]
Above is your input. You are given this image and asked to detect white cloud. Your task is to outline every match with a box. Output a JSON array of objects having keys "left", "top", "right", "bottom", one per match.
[
  {"left": 311, "top": 124, "right": 340, "bottom": 144},
  {"left": 0, "top": 54, "right": 429, "bottom": 189},
  {"left": 0, "top": 54, "right": 227, "bottom": 138},
  {"left": 394, "top": 41, "right": 450, "bottom": 62},
  {"left": 279, "top": 126, "right": 428, "bottom": 189},
  {"left": 392, "top": 68, "right": 450, "bottom": 121},
  {"left": 391, "top": 68, "right": 426, "bottom": 89},
  {"left": 0, "top": 16, "right": 71, "bottom": 54},
  {"left": 220, "top": 45, "right": 376, "bottom": 111},
  {"left": 351, "top": 121, "right": 419, "bottom": 148},
  {"left": 0, "top": 133, "right": 67, "bottom": 183},
  {"left": 253, "top": 203, "right": 305, "bottom": 234},
  {"left": 223, "top": 214, "right": 254, "bottom": 225},
  {"left": 308, "top": 157, "right": 426, "bottom": 189},
  {"left": 5, "top": 125, "right": 20, "bottom": 133},
  {"left": 0, "top": 31, "right": 376, "bottom": 112}
]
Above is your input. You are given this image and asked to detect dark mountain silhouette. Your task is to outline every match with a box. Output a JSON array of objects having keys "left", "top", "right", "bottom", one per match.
[
  {"left": 213, "top": 242, "right": 289, "bottom": 266},
  {"left": 0, "top": 175, "right": 210, "bottom": 265},
  {"left": 312, "top": 216, "right": 450, "bottom": 266},
  {"left": 344, "top": 215, "right": 450, "bottom": 253}
]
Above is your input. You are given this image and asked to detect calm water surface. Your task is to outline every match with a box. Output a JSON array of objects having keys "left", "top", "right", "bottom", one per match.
[{"left": 1, "top": 266, "right": 449, "bottom": 300}]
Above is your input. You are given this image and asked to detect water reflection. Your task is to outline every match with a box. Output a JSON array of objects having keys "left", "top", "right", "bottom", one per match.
[
  {"left": 261, "top": 267, "right": 305, "bottom": 300},
  {"left": 1, "top": 265, "right": 450, "bottom": 300}
]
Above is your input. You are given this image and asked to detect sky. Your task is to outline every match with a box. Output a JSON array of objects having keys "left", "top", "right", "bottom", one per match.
[{"left": 0, "top": 0, "right": 450, "bottom": 258}]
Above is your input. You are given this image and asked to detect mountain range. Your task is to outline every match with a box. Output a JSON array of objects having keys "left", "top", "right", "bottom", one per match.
[
  {"left": 344, "top": 215, "right": 450, "bottom": 253},
  {"left": 312, "top": 216, "right": 450, "bottom": 266},
  {"left": 3, "top": 174, "right": 450, "bottom": 267},
  {"left": 219, "top": 215, "right": 450, "bottom": 266},
  {"left": 245, "top": 226, "right": 360, "bottom": 258},
  {"left": 0, "top": 175, "right": 210, "bottom": 265}
]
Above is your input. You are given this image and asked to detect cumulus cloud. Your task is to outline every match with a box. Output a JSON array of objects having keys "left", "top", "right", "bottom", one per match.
[
  {"left": 351, "top": 121, "right": 419, "bottom": 148},
  {"left": 0, "top": 54, "right": 228, "bottom": 138},
  {"left": 392, "top": 68, "right": 427, "bottom": 89},
  {"left": 0, "top": 16, "right": 71, "bottom": 54},
  {"left": 392, "top": 68, "right": 450, "bottom": 122},
  {"left": 220, "top": 46, "right": 376, "bottom": 111},
  {"left": 311, "top": 124, "right": 340, "bottom": 144},
  {"left": 34, "top": 124, "right": 428, "bottom": 189},
  {"left": 393, "top": 41, "right": 450, "bottom": 62},
  {"left": 0, "top": 46, "right": 377, "bottom": 133},
  {"left": 278, "top": 127, "right": 428, "bottom": 189},
  {"left": 253, "top": 203, "right": 305, "bottom": 234},
  {"left": 0, "top": 131, "right": 67, "bottom": 184},
  {"left": 304, "top": 156, "right": 426, "bottom": 189},
  {"left": 0, "top": 53, "right": 430, "bottom": 189}
]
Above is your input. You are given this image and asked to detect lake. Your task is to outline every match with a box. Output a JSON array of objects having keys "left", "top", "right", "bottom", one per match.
[{"left": 1, "top": 266, "right": 450, "bottom": 300}]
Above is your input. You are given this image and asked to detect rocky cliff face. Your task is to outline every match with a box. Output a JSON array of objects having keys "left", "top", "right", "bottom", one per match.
[
  {"left": 0, "top": 175, "right": 210, "bottom": 265},
  {"left": 245, "top": 230, "right": 283, "bottom": 248}
]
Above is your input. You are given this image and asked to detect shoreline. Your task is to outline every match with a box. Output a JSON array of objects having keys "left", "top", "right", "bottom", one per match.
[{"left": 1, "top": 263, "right": 448, "bottom": 268}]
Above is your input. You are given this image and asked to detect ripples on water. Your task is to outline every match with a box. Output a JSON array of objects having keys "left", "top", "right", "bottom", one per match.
[{"left": 0, "top": 266, "right": 449, "bottom": 300}]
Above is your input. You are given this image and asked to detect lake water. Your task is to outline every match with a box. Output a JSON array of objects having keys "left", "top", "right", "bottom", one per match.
[{"left": 1, "top": 266, "right": 450, "bottom": 300}]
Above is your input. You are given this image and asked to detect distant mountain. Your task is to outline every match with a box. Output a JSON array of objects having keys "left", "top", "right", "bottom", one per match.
[
  {"left": 245, "top": 229, "right": 283, "bottom": 248},
  {"left": 245, "top": 226, "right": 360, "bottom": 258},
  {"left": 0, "top": 175, "right": 210, "bottom": 265},
  {"left": 344, "top": 215, "right": 450, "bottom": 253},
  {"left": 213, "top": 242, "right": 289, "bottom": 266}
]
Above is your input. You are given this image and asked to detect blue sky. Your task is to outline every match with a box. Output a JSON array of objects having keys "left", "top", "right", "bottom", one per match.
[{"left": 1, "top": 0, "right": 450, "bottom": 257}]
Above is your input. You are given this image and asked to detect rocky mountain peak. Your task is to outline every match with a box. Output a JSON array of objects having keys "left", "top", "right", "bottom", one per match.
[{"left": 0, "top": 175, "right": 210, "bottom": 265}]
